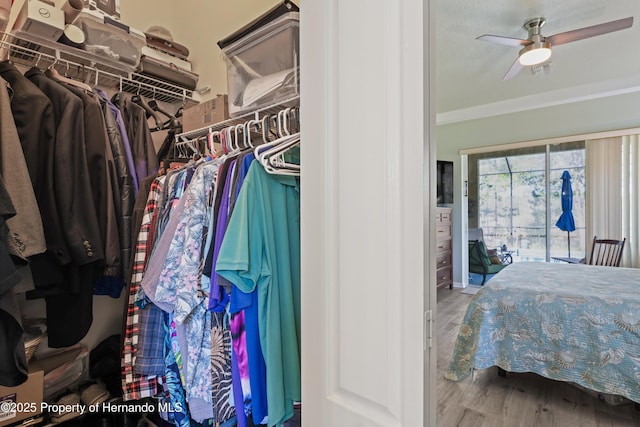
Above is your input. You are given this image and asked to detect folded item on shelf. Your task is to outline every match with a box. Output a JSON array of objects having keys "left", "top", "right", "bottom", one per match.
[
  {"left": 39, "top": 345, "right": 88, "bottom": 401},
  {"left": 137, "top": 55, "right": 199, "bottom": 90},
  {"left": 141, "top": 45, "right": 192, "bottom": 72}
]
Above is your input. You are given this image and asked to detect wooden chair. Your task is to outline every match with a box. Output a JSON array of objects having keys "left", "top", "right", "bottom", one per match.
[{"left": 588, "top": 236, "right": 626, "bottom": 267}]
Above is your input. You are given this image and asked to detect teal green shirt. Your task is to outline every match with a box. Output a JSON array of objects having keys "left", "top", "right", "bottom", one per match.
[{"left": 216, "top": 162, "right": 301, "bottom": 427}]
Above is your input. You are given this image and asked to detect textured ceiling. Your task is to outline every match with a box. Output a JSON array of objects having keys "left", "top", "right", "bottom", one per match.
[{"left": 436, "top": 0, "right": 640, "bottom": 120}]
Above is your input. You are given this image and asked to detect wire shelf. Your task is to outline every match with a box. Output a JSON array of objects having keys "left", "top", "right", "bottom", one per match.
[{"left": 0, "top": 31, "right": 197, "bottom": 105}]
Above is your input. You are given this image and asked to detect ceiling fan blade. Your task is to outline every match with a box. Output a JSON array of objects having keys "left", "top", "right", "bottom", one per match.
[
  {"left": 477, "top": 34, "right": 531, "bottom": 47},
  {"left": 502, "top": 57, "right": 524, "bottom": 80},
  {"left": 546, "top": 16, "right": 633, "bottom": 46}
]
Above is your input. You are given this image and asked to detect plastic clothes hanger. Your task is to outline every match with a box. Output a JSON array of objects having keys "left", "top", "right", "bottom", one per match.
[
  {"left": 148, "top": 88, "right": 180, "bottom": 130},
  {"left": 207, "top": 130, "right": 220, "bottom": 156},
  {"left": 261, "top": 114, "right": 272, "bottom": 143},
  {"left": 263, "top": 135, "right": 300, "bottom": 175},
  {"left": 47, "top": 60, "right": 93, "bottom": 92},
  {"left": 234, "top": 124, "right": 245, "bottom": 150},
  {"left": 132, "top": 84, "right": 163, "bottom": 131},
  {"left": 255, "top": 131, "right": 300, "bottom": 175},
  {"left": 244, "top": 119, "right": 260, "bottom": 149},
  {"left": 255, "top": 110, "right": 300, "bottom": 175}
]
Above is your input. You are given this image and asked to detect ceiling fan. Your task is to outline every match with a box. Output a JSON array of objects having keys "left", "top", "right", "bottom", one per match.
[{"left": 477, "top": 16, "right": 634, "bottom": 80}]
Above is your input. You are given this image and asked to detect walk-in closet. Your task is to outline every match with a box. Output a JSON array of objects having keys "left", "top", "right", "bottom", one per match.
[{"left": 0, "top": 1, "right": 303, "bottom": 426}]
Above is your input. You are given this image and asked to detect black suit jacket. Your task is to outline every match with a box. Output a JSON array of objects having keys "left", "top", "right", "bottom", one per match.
[
  {"left": 0, "top": 61, "right": 70, "bottom": 268},
  {"left": 25, "top": 67, "right": 104, "bottom": 267},
  {"left": 52, "top": 76, "right": 121, "bottom": 278}
]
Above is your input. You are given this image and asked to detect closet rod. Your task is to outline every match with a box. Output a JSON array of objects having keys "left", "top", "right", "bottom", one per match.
[{"left": 0, "top": 32, "right": 196, "bottom": 105}]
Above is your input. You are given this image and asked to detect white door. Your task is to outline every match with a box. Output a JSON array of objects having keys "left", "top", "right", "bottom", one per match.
[{"left": 300, "top": 0, "right": 436, "bottom": 426}]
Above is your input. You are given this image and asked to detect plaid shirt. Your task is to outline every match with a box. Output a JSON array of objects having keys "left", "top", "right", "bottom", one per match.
[{"left": 121, "top": 176, "right": 165, "bottom": 400}]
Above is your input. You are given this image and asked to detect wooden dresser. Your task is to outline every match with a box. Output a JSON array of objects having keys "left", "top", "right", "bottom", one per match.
[{"left": 435, "top": 207, "right": 453, "bottom": 289}]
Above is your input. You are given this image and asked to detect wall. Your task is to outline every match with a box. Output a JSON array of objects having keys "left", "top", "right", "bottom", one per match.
[
  {"left": 436, "top": 91, "right": 640, "bottom": 284},
  {"left": 120, "top": 0, "right": 290, "bottom": 102},
  {"left": 119, "top": 0, "right": 175, "bottom": 35}
]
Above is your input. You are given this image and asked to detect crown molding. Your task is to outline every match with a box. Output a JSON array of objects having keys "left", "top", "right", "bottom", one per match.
[{"left": 436, "top": 75, "right": 640, "bottom": 125}]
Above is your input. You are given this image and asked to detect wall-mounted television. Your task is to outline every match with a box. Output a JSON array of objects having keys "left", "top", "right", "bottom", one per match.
[{"left": 437, "top": 160, "right": 453, "bottom": 205}]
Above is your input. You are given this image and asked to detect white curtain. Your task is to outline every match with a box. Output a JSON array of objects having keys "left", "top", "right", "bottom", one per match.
[{"left": 585, "top": 135, "right": 640, "bottom": 267}]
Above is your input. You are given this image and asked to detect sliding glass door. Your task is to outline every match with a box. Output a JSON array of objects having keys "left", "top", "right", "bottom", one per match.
[{"left": 468, "top": 141, "right": 585, "bottom": 262}]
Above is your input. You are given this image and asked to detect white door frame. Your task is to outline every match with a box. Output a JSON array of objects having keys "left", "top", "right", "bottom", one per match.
[{"left": 301, "top": 0, "right": 436, "bottom": 425}]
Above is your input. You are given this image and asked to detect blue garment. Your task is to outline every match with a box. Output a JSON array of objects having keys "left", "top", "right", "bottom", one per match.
[
  {"left": 133, "top": 303, "right": 166, "bottom": 376},
  {"left": 160, "top": 311, "right": 189, "bottom": 427},
  {"left": 228, "top": 154, "right": 268, "bottom": 422},
  {"left": 230, "top": 287, "right": 268, "bottom": 424}
]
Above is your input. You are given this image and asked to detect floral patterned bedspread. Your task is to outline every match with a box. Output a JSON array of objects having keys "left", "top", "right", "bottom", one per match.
[{"left": 445, "top": 262, "right": 640, "bottom": 404}]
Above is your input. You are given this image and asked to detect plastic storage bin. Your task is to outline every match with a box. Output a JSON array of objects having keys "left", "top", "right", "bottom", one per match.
[
  {"left": 221, "top": 12, "right": 299, "bottom": 117},
  {"left": 75, "top": 10, "right": 145, "bottom": 67}
]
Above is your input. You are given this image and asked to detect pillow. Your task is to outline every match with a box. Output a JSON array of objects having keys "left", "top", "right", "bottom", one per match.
[
  {"left": 476, "top": 241, "right": 493, "bottom": 267},
  {"left": 489, "top": 255, "right": 502, "bottom": 264}
]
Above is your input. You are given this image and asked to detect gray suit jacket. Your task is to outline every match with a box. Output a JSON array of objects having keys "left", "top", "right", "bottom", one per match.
[{"left": 0, "top": 78, "right": 46, "bottom": 260}]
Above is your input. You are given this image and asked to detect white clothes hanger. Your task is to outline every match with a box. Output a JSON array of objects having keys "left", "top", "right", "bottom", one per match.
[{"left": 255, "top": 132, "right": 300, "bottom": 176}]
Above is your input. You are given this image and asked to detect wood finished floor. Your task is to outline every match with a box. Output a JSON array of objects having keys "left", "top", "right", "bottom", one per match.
[{"left": 436, "top": 287, "right": 640, "bottom": 427}]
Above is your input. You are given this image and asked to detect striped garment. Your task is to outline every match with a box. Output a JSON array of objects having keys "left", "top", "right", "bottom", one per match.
[{"left": 121, "top": 176, "right": 165, "bottom": 400}]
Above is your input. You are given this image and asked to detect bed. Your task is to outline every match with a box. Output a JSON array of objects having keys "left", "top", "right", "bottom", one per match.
[{"left": 445, "top": 262, "right": 640, "bottom": 405}]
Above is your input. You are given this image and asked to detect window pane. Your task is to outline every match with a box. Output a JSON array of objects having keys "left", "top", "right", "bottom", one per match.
[{"left": 470, "top": 142, "right": 585, "bottom": 265}]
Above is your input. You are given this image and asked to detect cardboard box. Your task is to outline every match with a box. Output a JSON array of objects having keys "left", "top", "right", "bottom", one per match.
[
  {"left": 0, "top": 360, "right": 43, "bottom": 427},
  {"left": 182, "top": 95, "right": 230, "bottom": 132},
  {"left": 13, "top": 0, "right": 65, "bottom": 41}
]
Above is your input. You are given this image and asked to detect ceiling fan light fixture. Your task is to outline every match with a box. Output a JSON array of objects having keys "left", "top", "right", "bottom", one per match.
[{"left": 518, "top": 41, "right": 552, "bottom": 66}]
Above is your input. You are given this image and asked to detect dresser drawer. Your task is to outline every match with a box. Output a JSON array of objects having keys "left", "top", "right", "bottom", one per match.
[
  {"left": 438, "top": 211, "right": 452, "bottom": 224},
  {"left": 436, "top": 251, "right": 451, "bottom": 268},
  {"left": 436, "top": 224, "right": 451, "bottom": 239},
  {"left": 436, "top": 239, "right": 451, "bottom": 252},
  {"left": 436, "top": 267, "right": 452, "bottom": 287}
]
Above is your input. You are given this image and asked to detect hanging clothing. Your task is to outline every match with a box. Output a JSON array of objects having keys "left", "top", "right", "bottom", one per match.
[
  {"left": 211, "top": 310, "right": 236, "bottom": 424},
  {"left": 25, "top": 67, "right": 103, "bottom": 268},
  {"left": 0, "top": 62, "right": 69, "bottom": 277},
  {"left": 24, "top": 67, "right": 106, "bottom": 348},
  {"left": 112, "top": 92, "right": 159, "bottom": 189},
  {"left": 95, "top": 89, "right": 136, "bottom": 281},
  {"left": 0, "top": 77, "right": 46, "bottom": 261},
  {"left": 152, "top": 162, "right": 222, "bottom": 423},
  {"left": 0, "top": 174, "right": 27, "bottom": 387},
  {"left": 51, "top": 78, "right": 122, "bottom": 293},
  {"left": 122, "top": 176, "right": 165, "bottom": 401},
  {"left": 216, "top": 162, "right": 301, "bottom": 427}
]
